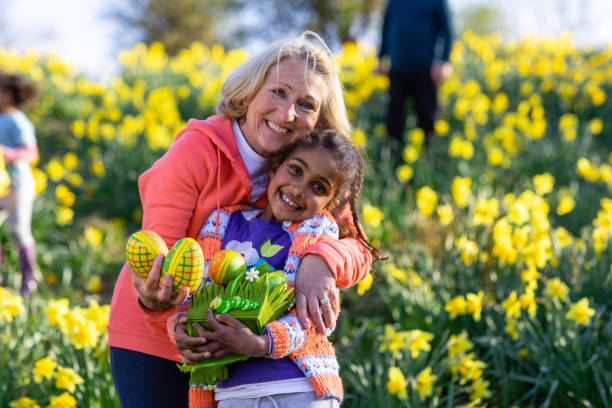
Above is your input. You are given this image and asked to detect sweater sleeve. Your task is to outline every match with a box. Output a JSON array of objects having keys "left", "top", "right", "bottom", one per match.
[
  {"left": 2, "top": 143, "right": 38, "bottom": 163},
  {"left": 264, "top": 308, "right": 335, "bottom": 359},
  {"left": 135, "top": 129, "right": 216, "bottom": 319},
  {"left": 139, "top": 129, "right": 215, "bottom": 245},
  {"left": 303, "top": 203, "right": 372, "bottom": 288}
]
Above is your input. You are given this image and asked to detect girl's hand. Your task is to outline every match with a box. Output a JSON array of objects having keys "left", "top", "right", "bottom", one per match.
[
  {"left": 203, "top": 309, "right": 269, "bottom": 357},
  {"left": 127, "top": 255, "right": 190, "bottom": 310},
  {"left": 175, "top": 315, "right": 228, "bottom": 364},
  {"left": 295, "top": 254, "right": 339, "bottom": 334}
]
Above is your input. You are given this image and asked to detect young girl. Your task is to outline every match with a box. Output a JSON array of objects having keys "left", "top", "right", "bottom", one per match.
[
  {"left": 171, "top": 129, "right": 382, "bottom": 408},
  {"left": 0, "top": 74, "right": 40, "bottom": 296}
]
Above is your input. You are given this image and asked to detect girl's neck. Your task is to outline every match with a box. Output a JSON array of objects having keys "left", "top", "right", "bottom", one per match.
[
  {"left": 1, "top": 106, "right": 16, "bottom": 114},
  {"left": 258, "top": 206, "right": 276, "bottom": 221}
]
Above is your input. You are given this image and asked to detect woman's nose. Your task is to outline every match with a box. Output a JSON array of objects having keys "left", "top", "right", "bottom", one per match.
[{"left": 278, "top": 101, "right": 296, "bottom": 122}]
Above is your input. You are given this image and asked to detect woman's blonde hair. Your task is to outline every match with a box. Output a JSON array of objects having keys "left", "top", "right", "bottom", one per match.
[{"left": 216, "top": 32, "right": 351, "bottom": 138}]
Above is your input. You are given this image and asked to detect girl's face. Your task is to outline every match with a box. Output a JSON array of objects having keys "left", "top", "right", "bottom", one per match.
[
  {"left": 0, "top": 88, "right": 13, "bottom": 112},
  {"left": 240, "top": 59, "right": 326, "bottom": 157},
  {"left": 261, "top": 145, "right": 339, "bottom": 222}
]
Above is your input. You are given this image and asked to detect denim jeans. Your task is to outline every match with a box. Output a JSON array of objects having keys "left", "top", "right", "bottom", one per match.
[{"left": 110, "top": 346, "right": 189, "bottom": 408}]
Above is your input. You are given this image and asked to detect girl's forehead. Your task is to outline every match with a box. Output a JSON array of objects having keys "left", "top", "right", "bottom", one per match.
[{"left": 288, "top": 145, "right": 339, "bottom": 182}]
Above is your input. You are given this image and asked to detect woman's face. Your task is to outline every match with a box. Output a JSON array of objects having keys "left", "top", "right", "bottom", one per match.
[{"left": 240, "top": 59, "right": 326, "bottom": 157}]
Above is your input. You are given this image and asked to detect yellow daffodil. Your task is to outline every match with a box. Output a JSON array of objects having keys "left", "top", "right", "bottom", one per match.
[
  {"left": 55, "top": 367, "right": 85, "bottom": 393},
  {"left": 416, "top": 186, "right": 438, "bottom": 217},
  {"left": 451, "top": 177, "right": 472, "bottom": 208},
  {"left": 9, "top": 397, "right": 40, "bottom": 408},
  {"left": 33, "top": 356, "right": 57, "bottom": 383},
  {"left": 416, "top": 367, "right": 437, "bottom": 401},
  {"left": 0, "top": 287, "right": 24, "bottom": 323},
  {"left": 545, "top": 278, "right": 569, "bottom": 301},
  {"left": 437, "top": 204, "right": 454, "bottom": 226},
  {"left": 362, "top": 204, "right": 384, "bottom": 228},
  {"left": 448, "top": 331, "right": 474, "bottom": 358},
  {"left": 445, "top": 295, "right": 467, "bottom": 319},
  {"left": 386, "top": 367, "right": 407, "bottom": 399},
  {"left": 48, "top": 392, "right": 77, "bottom": 408},
  {"left": 566, "top": 298, "right": 595, "bottom": 325},
  {"left": 396, "top": 165, "right": 413, "bottom": 183},
  {"left": 557, "top": 196, "right": 575, "bottom": 215},
  {"left": 356, "top": 273, "right": 373, "bottom": 295}
]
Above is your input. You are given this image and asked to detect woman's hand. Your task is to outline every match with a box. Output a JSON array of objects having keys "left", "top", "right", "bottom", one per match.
[
  {"left": 202, "top": 309, "right": 269, "bottom": 357},
  {"left": 127, "top": 254, "right": 190, "bottom": 310},
  {"left": 295, "top": 254, "right": 340, "bottom": 334},
  {"left": 175, "top": 315, "right": 228, "bottom": 364}
]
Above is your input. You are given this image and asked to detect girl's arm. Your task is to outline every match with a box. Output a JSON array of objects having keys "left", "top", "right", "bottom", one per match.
[
  {"left": 198, "top": 306, "right": 336, "bottom": 358},
  {"left": 264, "top": 307, "right": 335, "bottom": 358}
]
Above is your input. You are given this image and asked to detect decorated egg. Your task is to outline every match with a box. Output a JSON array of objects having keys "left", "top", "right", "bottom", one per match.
[
  {"left": 265, "top": 271, "right": 287, "bottom": 290},
  {"left": 209, "top": 249, "right": 247, "bottom": 285},
  {"left": 125, "top": 230, "right": 168, "bottom": 280},
  {"left": 162, "top": 237, "right": 205, "bottom": 293}
]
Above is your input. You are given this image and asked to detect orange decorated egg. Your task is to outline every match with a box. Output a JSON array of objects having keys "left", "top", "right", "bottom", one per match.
[
  {"left": 125, "top": 230, "right": 168, "bottom": 280},
  {"left": 162, "top": 237, "right": 205, "bottom": 293},
  {"left": 209, "top": 249, "right": 247, "bottom": 285}
]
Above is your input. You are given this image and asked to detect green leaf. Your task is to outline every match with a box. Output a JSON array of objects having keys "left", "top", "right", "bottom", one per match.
[{"left": 260, "top": 239, "right": 284, "bottom": 257}]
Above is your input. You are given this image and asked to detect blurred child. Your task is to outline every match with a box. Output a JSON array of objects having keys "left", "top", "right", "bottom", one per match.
[
  {"left": 172, "top": 129, "right": 382, "bottom": 408},
  {"left": 0, "top": 74, "right": 40, "bottom": 296}
]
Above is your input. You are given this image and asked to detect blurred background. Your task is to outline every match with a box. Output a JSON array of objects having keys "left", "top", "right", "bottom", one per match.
[
  {"left": 2, "top": 0, "right": 612, "bottom": 79},
  {"left": 1, "top": 1, "right": 612, "bottom": 407}
]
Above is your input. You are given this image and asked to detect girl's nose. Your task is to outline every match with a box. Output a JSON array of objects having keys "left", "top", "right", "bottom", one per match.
[{"left": 290, "top": 183, "right": 305, "bottom": 198}]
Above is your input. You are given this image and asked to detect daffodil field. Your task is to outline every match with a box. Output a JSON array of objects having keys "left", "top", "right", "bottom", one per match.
[{"left": 1, "top": 31, "right": 612, "bottom": 407}]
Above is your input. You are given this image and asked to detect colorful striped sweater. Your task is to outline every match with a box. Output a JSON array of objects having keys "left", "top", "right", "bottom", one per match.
[{"left": 167, "top": 206, "right": 344, "bottom": 407}]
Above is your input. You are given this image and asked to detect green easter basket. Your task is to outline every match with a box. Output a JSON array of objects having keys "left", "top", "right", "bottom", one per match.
[{"left": 178, "top": 271, "right": 295, "bottom": 388}]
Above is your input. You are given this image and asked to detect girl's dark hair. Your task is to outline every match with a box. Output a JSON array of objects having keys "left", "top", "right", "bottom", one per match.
[
  {"left": 269, "top": 129, "right": 383, "bottom": 261},
  {"left": 0, "top": 74, "right": 40, "bottom": 109}
]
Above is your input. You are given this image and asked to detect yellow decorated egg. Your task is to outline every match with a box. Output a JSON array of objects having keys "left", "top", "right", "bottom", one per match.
[
  {"left": 125, "top": 230, "right": 168, "bottom": 280},
  {"left": 265, "top": 271, "right": 287, "bottom": 290},
  {"left": 162, "top": 237, "right": 205, "bottom": 293},
  {"left": 209, "top": 249, "right": 247, "bottom": 285}
]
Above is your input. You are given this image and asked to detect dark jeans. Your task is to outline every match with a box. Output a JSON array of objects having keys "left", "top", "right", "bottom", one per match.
[
  {"left": 110, "top": 346, "right": 189, "bottom": 408},
  {"left": 386, "top": 68, "right": 438, "bottom": 144}
]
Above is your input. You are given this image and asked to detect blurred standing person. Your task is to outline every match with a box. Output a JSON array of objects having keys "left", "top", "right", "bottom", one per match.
[
  {"left": 378, "top": 0, "right": 454, "bottom": 146},
  {"left": 0, "top": 73, "right": 40, "bottom": 296}
]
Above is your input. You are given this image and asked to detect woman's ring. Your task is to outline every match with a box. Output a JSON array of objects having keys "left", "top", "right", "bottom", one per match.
[{"left": 320, "top": 297, "right": 330, "bottom": 306}]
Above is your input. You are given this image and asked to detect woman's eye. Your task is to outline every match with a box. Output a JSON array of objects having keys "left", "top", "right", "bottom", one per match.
[
  {"left": 272, "top": 88, "right": 286, "bottom": 98},
  {"left": 299, "top": 101, "right": 315, "bottom": 111}
]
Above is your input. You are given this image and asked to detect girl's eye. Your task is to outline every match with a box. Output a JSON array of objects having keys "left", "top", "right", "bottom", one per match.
[
  {"left": 312, "top": 182, "right": 327, "bottom": 194},
  {"left": 288, "top": 164, "right": 301, "bottom": 175}
]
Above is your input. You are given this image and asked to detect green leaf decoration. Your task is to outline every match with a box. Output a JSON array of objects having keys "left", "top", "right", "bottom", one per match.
[{"left": 260, "top": 239, "right": 284, "bottom": 258}]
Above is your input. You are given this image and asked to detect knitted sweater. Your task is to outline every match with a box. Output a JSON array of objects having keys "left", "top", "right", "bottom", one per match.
[{"left": 168, "top": 206, "right": 344, "bottom": 407}]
